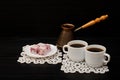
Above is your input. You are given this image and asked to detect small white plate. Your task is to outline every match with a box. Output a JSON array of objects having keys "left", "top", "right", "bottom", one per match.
[{"left": 23, "top": 44, "right": 57, "bottom": 58}]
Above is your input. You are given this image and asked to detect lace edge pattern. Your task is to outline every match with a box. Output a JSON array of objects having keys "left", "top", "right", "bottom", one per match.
[{"left": 17, "top": 50, "right": 62, "bottom": 64}]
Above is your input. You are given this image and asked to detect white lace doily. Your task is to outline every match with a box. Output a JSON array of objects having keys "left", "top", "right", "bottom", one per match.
[
  {"left": 60, "top": 54, "right": 109, "bottom": 74},
  {"left": 17, "top": 49, "right": 62, "bottom": 64}
]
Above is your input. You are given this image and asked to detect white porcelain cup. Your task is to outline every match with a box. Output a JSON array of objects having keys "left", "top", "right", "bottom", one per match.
[
  {"left": 85, "top": 44, "right": 110, "bottom": 68},
  {"left": 62, "top": 40, "right": 88, "bottom": 62}
]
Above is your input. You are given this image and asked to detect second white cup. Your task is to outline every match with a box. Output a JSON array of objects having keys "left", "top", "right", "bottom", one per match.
[{"left": 85, "top": 44, "right": 110, "bottom": 67}]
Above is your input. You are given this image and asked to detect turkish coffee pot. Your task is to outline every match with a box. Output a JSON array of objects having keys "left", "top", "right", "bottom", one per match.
[{"left": 56, "top": 14, "right": 108, "bottom": 50}]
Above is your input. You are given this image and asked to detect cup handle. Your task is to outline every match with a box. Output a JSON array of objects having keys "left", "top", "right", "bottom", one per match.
[
  {"left": 104, "top": 53, "right": 110, "bottom": 65},
  {"left": 63, "top": 45, "right": 69, "bottom": 54}
]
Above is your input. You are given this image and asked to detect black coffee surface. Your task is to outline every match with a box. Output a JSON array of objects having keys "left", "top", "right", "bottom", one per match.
[
  {"left": 87, "top": 48, "right": 103, "bottom": 52},
  {"left": 70, "top": 44, "right": 85, "bottom": 48}
]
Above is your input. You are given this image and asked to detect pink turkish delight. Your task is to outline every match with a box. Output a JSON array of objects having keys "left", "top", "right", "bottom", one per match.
[{"left": 30, "top": 43, "right": 51, "bottom": 55}]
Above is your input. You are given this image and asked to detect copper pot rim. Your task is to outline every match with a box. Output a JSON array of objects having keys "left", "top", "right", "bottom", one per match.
[{"left": 62, "top": 23, "right": 75, "bottom": 30}]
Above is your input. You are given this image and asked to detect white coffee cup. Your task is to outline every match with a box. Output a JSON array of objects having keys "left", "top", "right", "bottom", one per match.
[
  {"left": 62, "top": 40, "right": 88, "bottom": 62},
  {"left": 85, "top": 44, "right": 110, "bottom": 68}
]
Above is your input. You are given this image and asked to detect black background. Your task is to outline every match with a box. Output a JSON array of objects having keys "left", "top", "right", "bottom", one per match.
[
  {"left": 0, "top": 0, "right": 120, "bottom": 80},
  {"left": 0, "top": 0, "right": 119, "bottom": 38}
]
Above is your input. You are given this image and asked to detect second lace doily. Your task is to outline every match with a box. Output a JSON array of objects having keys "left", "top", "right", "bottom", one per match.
[{"left": 60, "top": 54, "right": 109, "bottom": 74}]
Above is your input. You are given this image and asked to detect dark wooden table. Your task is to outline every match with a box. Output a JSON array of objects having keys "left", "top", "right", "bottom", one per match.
[{"left": 0, "top": 36, "right": 119, "bottom": 80}]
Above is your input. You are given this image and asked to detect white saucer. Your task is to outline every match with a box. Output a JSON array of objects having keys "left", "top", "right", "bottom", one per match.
[{"left": 23, "top": 44, "right": 57, "bottom": 58}]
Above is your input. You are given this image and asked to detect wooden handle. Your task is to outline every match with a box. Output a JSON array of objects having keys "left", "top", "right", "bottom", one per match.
[{"left": 74, "top": 14, "right": 108, "bottom": 32}]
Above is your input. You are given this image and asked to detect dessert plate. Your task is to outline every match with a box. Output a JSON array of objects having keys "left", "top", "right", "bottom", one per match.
[{"left": 23, "top": 44, "right": 57, "bottom": 58}]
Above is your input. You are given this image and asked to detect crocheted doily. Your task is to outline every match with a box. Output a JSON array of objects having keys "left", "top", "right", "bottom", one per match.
[
  {"left": 60, "top": 54, "right": 109, "bottom": 74},
  {"left": 17, "top": 46, "right": 62, "bottom": 64}
]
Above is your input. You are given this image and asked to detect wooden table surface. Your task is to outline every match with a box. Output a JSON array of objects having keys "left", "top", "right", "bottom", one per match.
[{"left": 0, "top": 36, "right": 119, "bottom": 80}]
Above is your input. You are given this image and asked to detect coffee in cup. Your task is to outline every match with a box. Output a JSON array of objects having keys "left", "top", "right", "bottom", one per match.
[
  {"left": 70, "top": 43, "right": 85, "bottom": 48},
  {"left": 87, "top": 47, "right": 104, "bottom": 52}
]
